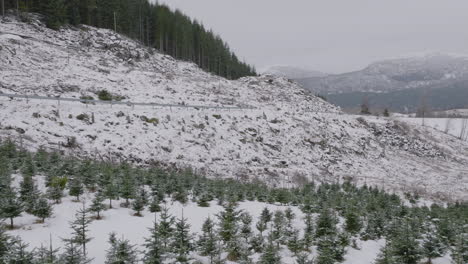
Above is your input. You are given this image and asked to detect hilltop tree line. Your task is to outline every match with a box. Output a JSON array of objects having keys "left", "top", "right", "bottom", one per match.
[
  {"left": 0, "top": 140, "right": 467, "bottom": 263},
  {"left": 1, "top": 0, "right": 257, "bottom": 80}
]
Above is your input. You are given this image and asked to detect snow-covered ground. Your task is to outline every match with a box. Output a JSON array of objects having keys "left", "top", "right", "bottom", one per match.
[
  {"left": 7, "top": 175, "right": 453, "bottom": 264},
  {"left": 1, "top": 16, "right": 468, "bottom": 202},
  {"left": 399, "top": 117, "right": 468, "bottom": 141}
]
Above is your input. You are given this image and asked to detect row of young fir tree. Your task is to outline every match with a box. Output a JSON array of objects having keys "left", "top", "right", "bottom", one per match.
[{"left": 0, "top": 140, "right": 466, "bottom": 263}]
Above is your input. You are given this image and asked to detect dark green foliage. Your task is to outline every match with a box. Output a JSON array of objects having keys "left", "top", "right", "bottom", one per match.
[
  {"left": 44, "top": 0, "right": 67, "bottom": 30},
  {"left": 172, "top": 213, "right": 192, "bottom": 263},
  {"left": 198, "top": 217, "right": 217, "bottom": 261},
  {"left": 67, "top": 204, "right": 93, "bottom": 257},
  {"left": 316, "top": 209, "right": 337, "bottom": 238},
  {"left": 59, "top": 240, "right": 90, "bottom": 264},
  {"left": 260, "top": 207, "right": 272, "bottom": 224},
  {"left": 258, "top": 237, "right": 281, "bottom": 264},
  {"left": 3, "top": 238, "right": 34, "bottom": 263},
  {"left": 316, "top": 233, "right": 348, "bottom": 263},
  {"left": 69, "top": 176, "right": 84, "bottom": 201},
  {"left": 239, "top": 212, "right": 253, "bottom": 242},
  {"left": 344, "top": 211, "right": 362, "bottom": 235},
  {"left": 451, "top": 226, "right": 468, "bottom": 264},
  {"left": 385, "top": 219, "right": 423, "bottom": 264},
  {"left": 217, "top": 201, "right": 241, "bottom": 243},
  {"left": 421, "top": 222, "right": 445, "bottom": 262},
  {"left": 32, "top": 195, "right": 53, "bottom": 222},
  {"left": 157, "top": 207, "right": 174, "bottom": 254},
  {"left": 0, "top": 187, "right": 23, "bottom": 229},
  {"left": 97, "top": 90, "right": 113, "bottom": 101},
  {"left": 0, "top": 142, "right": 465, "bottom": 262},
  {"left": 131, "top": 196, "right": 145, "bottom": 216},
  {"left": 197, "top": 193, "right": 211, "bottom": 207},
  {"left": 105, "top": 233, "right": 138, "bottom": 264},
  {"left": 302, "top": 213, "right": 314, "bottom": 249},
  {"left": 34, "top": 240, "right": 60, "bottom": 264},
  {"left": 148, "top": 196, "right": 161, "bottom": 213},
  {"left": 143, "top": 218, "right": 163, "bottom": 264},
  {"left": 383, "top": 108, "right": 390, "bottom": 117},
  {"left": 89, "top": 192, "right": 106, "bottom": 220}
]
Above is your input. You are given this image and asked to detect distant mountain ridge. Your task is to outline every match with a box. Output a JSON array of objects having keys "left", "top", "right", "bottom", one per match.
[
  {"left": 262, "top": 65, "right": 327, "bottom": 79},
  {"left": 296, "top": 54, "right": 468, "bottom": 112}
]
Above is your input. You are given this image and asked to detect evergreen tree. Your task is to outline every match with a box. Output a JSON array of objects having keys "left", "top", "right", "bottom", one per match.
[
  {"left": 19, "top": 174, "right": 35, "bottom": 201},
  {"left": 422, "top": 224, "right": 445, "bottom": 263},
  {"left": 389, "top": 220, "right": 422, "bottom": 264},
  {"left": 239, "top": 212, "right": 253, "bottom": 242},
  {"left": 143, "top": 215, "right": 163, "bottom": 264},
  {"left": 451, "top": 226, "right": 467, "bottom": 264},
  {"left": 0, "top": 225, "right": 12, "bottom": 259},
  {"left": 3, "top": 238, "right": 34, "bottom": 263},
  {"left": 105, "top": 234, "right": 139, "bottom": 264},
  {"left": 287, "top": 229, "right": 302, "bottom": 255},
  {"left": 198, "top": 217, "right": 217, "bottom": 262},
  {"left": 317, "top": 233, "right": 348, "bottom": 263},
  {"left": 316, "top": 209, "right": 337, "bottom": 238},
  {"left": 272, "top": 210, "right": 286, "bottom": 245},
  {"left": 256, "top": 218, "right": 267, "bottom": 237},
  {"left": 260, "top": 207, "right": 272, "bottom": 224},
  {"left": 0, "top": 187, "right": 23, "bottom": 229},
  {"left": 249, "top": 233, "right": 264, "bottom": 253},
  {"left": 67, "top": 203, "right": 93, "bottom": 257},
  {"left": 148, "top": 196, "right": 161, "bottom": 213},
  {"left": 89, "top": 192, "right": 106, "bottom": 220},
  {"left": 157, "top": 207, "right": 174, "bottom": 254},
  {"left": 32, "top": 195, "right": 53, "bottom": 223},
  {"left": 374, "top": 242, "right": 397, "bottom": 264},
  {"left": 69, "top": 176, "right": 84, "bottom": 201},
  {"left": 47, "top": 176, "right": 66, "bottom": 204},
  {"left": 34, "top": 238, "right": 60, "bottom": 264},
  {"left": 44, "top": 0, "right": 67, "bottom": 30},
  {"left": 0, "top": 155, "right": 12, "bottom": 193},
  {"left": 258, "top": 236, "right": 281, "bottom": 264},
  {"left": 345, "top": 211, "right": 362, "bottom": 235},
  {"left": 20, "top": 153, "right": 36, "bottom": 177},
  {"left": 197, "top": 193, "right": 210, "bottom": 207},
  {"left": 217, "top": 201, "right": 241, "bottom": 243},
  {"left": 104, "top": 178, "right": 119, "bottom": 209},
  {"left": 285, "top": 207, "right": 295, "bottom": 228},
  {"left": 132, "top": 194, "right": 145, "bottom": 217},
  {"left": 302, "top": 213, "right": 314, "bottom": 249},
  {"left": 171, "top": 213, "right": 192, "bottom": 263},
  {"left": 383, "top": 108, "right": 390, "bottom": 117},
  {"left": 120, "top": 170, "right": 136, "bottom": 207},
  {"left": 295, "top": 252, "right": 313, "bottom": 264}
]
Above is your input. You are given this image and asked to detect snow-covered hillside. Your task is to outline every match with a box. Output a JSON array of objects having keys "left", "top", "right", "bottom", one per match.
[
  {"left": 398, "top": 117, "right": 468, "bottom": 141},
  {"left": 1, "top": 16, "right": 468, "bottom": 201}
]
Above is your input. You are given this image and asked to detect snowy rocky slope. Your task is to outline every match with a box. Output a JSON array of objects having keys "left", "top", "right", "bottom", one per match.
[{"left": 0, "top": 16, "right": 467, "bottom": 201}]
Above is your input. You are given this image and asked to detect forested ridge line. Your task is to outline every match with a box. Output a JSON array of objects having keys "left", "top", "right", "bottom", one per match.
[{"left": 1, "top": 0, "right": 257, "bottom": 80}]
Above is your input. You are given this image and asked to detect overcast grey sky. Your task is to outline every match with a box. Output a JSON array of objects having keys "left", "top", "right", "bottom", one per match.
[{"left": 156, "top": 0, "right": 468, "bottom": 73}]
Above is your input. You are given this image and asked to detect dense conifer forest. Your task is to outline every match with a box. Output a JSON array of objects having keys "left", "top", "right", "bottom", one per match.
[
  {"left": 0, "top": 140, "right": 467, "bottom": 263},
  {"left": 1, "top": 0, "right": 256, "bottom": 79}
]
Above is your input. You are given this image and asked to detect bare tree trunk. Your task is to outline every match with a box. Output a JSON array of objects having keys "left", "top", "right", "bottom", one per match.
[
  {"left": 2, "top": 0, "right": 5, "bottom": 17},
  {"left": 444, "top": 118, "right": 452, "bottom": 134},
  {"left": 460, "top": 119, "right": 468, "bottom": 140},
  {"left": 113, "top": 12, "right": 117, "bottom": 32}
]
